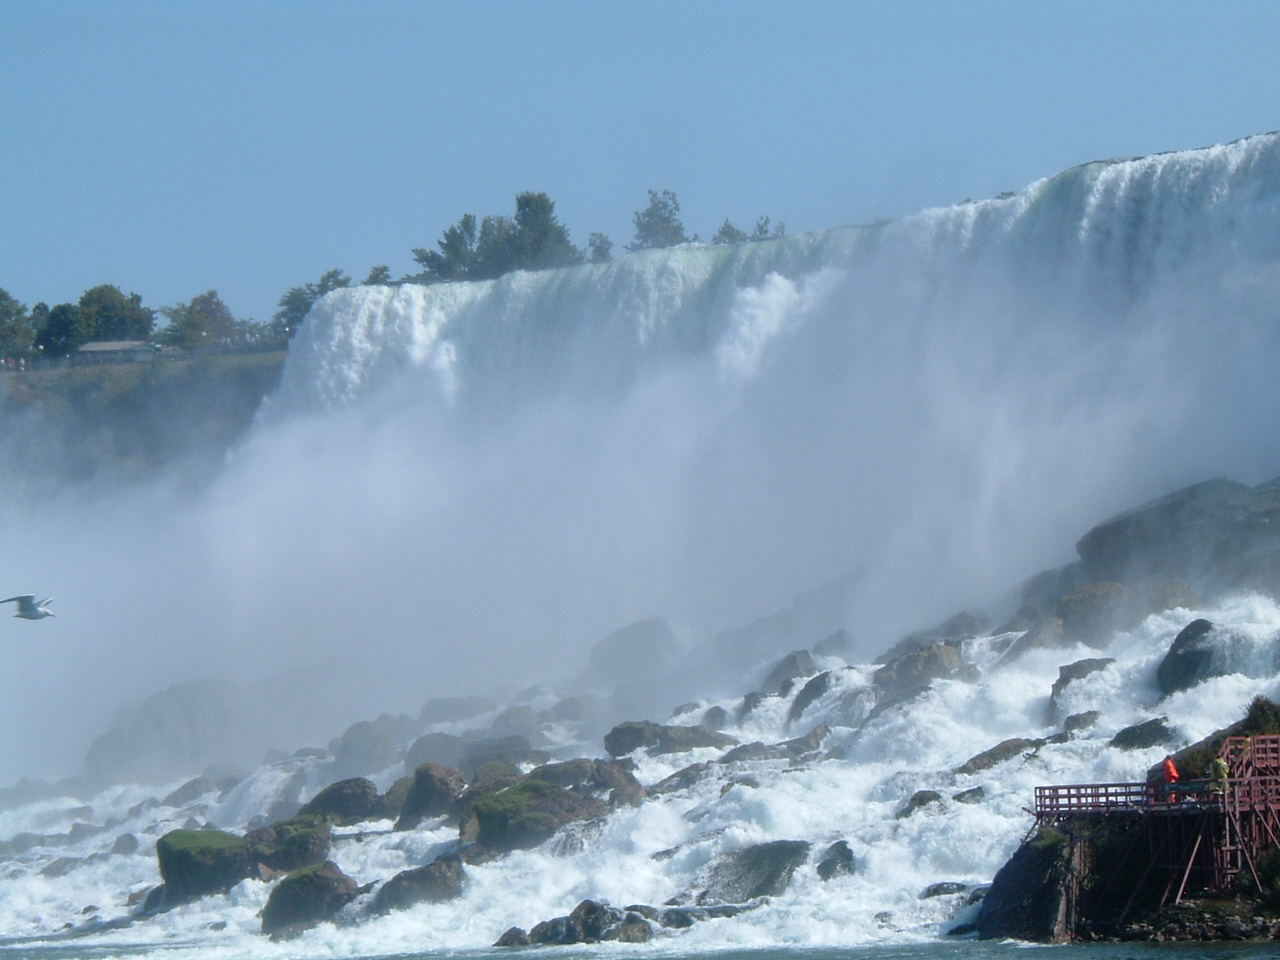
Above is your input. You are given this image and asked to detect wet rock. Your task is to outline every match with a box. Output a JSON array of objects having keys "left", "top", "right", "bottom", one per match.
[
  {"left": 110, "top": 833, "right": 139, "bottom": 855},
  {"left": 1110, "top": 717, "right": 1175, "bottom": 750},
  {"left": 395, "top": 763, "right": 467, "bottom": 830},
  {"left": 1001, "top": 617, "right": 1068, "bottom": 662},
  {"left": 380, "top": 776, "right": 414, "bottom": 820},
  {"left": 736, "top": 691, "right": 767, "bottom": 721},
  {"left": 370, "top": 854, "right": 464, "bottom": 912},
  {"left": 1049, "top": 658, "right": 1115, "bottom": 711},
  {"left": 404, "top": 732, "right": 468, "bottom": 774},
  {"left": 816, "top": 840, "right": 854, "bottom": 880},
  {"left": 605, "top": 915, "right": 653, "bottom": 941},
  {"left": 703, "top": 705, "right": 731, "bottom": 730},
  {"left": 162, "top": 777, "right": 214, "bottom": 808},
  {"left": 760, "top": 650, "right": 818, "bottom": 695},
  {"left": 1063, "top": 710, "right": 1101, "bottom": 734},
  {"left": 527, "top": 758, "right": 645, "bottom": 806},
  {"left": 921, "top": 881, "right": 967, "bottom": 898},
  {"left": 528, "top": 915, "right": 577, "bottom": 944},
  {"left": 471, "top": 779, "right": 608, "bottom": 854},
  {"left": 896, "top": 790, "right": 943, "bottom": 819},
  {"left": 486, "top": 705, "right": 552, "bottom": 745},
  {"left": 330, "top": 716, "right": 403, "bottom": 780},
  {"left": 978, "top": 827, "right": 1078, "bottom": 941},
  {"left": 155, "top": 828, "right": 253, "bottom": 905},
  {"left": 696, "top": 840, "right": 811, "bottom": 904},
  {"left": 464, "top": 736, "right": 549, "bottom": 777},
  {"left": 788, "top": 672, "right": 832, "bottom": 722},
  {"left": 41, "top": 856, "right": 81, "bottom": 878},
  {"left": 650, "top": 762, "right": 710, "bottom": 795},
  {"left": 956, "top": 738, "right": 1041, "bottom": 775},
  {"left": 876, "top": 612, "right": 988, "bottom": 664},
  {"left": 812, "top": 629, "right": 852, "bottom": 656},
  {"left": 874, "top": 643, "right": 965, "bottom": 699},
  {"left": 244, "top": 817, "right": 332, "bottom": 872},
  {"left": 494, "top": 926, "right": 529, "bottom": 946},
  {"left": 260, "top": 860, "right": 359, "bottom": 936},
  {"left": 952, "top": 786, "right": 985, "bottom": 804},
  {"left": 603, "top": 721, "right": 737, "bottom": 757},
  {"left": 297, "top": 777, "right": 383, "bottom": 824},
  {"left": 1156, "top": 619, "right": 1218, "bottom": 695},
  {"left": 1056, "top": 582, "right": 1129, "bottom": 645},
  {"left": 569, "top": 899, "right": 625, "bottom": 940}
]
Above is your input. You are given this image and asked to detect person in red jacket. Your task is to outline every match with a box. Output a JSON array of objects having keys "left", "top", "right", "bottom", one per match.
[{"left": 1162, "top": 755, "right": 1180, "bottom": 802}]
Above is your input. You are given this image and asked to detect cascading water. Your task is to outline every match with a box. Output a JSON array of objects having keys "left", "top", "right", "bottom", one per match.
[{"left": 3, "top": 132, "right": 1280, "bottom": 957}]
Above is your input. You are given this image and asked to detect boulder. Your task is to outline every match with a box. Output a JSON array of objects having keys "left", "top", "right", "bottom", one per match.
[
  {"left": 381, "top": 776, "right": 413, "bottom": 819},
  {"left": 736, "top": 691, "right": 767, "bottom": 721},
  {"left": 952, "top": 786, "right": 984, "bottom": 804},
  {"left": 896, "top": 789, "right": 944, "bottom": 819},
  {"left": 260, "top": 860, "right": 359, "bottom": 936},
  {"left": 605, "top": 914, "right": 653, "bottom": 942},
  {"left": 494, "top": 926, "right": 530, "bottom": 946},
  {"left": 955, "top": 738, "right": 1041, "bottom": 775},
  {"left": 603, "top": 721, "right": 737, "bottom": 757},
  {"left": 1056, "top": 582, "right": 1128, "bottom": 645},
  {"left": 788, "top": 672, "right": 832, "bottom": 722},
  {"left": 395, "top": 764, "right": 467, "bottom": 830},
  {"left": 650, "top": 762, "right": 710, "bottom": 795},
  {"left": 816, "top": 840, "right": 854, "bottom": 880},
  {"left": 978, "top": 826, "right": 1080, "bottom": 941},
  {"left": 486, "top": 705, "right": 552, "bottom": 745},
  {"left": 155, "top": 828, "right": 252, "bottom": 905},
  {"left": 568, "top": 899, "right": 626, "bottom": 941},
  {"left": 1000, "top": 616, "right": 1068, "bottom": 662},
  {"left": 873, "top": 643, "right": 964, "bottom": 699},
  {"left": 463, "top": 736, "right": 549, "bottom": 777},
  {"left": 244, "top": 817, "right": 332, "bottom": 872},
  {"left": 527, "top": 758, "right": 646, "bottom": 806},
  {"left": 921, "top": 881, "right": 967, "bottom": 898},
  {"left": 370, "top": 854, "right": 464, "bottom": 913},
  {"left": 695, "top": 840, "right": 812, "bottom": 904},
  {"left": 111, "top": 833, "right": 140, "bottom": 855},
  {"left": 331, "top": 716, "right": 403, "bottom": 780},
  {"left": 720, "top": 725, "right": 829, "bottom": 764},
  {"left": 162, "top": 777, "right": 215, "bottom": 808},
  {"left": 1109, "top": 717, "right": 1175, "bottom": 751},
  {"left": 404, "top": 732, "right": 468, "bottom": 774},
  {"left": 702, "top": 705, "right": 731, "bottom": 730},
  {"left": 876, "top": 612, "right": 988, "bottom": 664},
  {"left": 812, "top": 629, "right": 852, "bottom": 656},
  {"left": 540, "top": 693, "right": 600, "bottom": 724},
  {"left": 759, "top": 651, "right": 817, "bottom": 695},
  {"left": 1048, "top": 658, "right": 1115, "bottom": 712},
  {"left": 471, "top": 779, "right": 608, "bottom": 854},
  {"left": 1063, "top": 711, "right": 1100, "bottom": 735},
  {"left": 1156, "top": 618, "right": 1218, "bottom": 695},
  {"left": 297, "top": 777, "right": 382, "bottom": 824}
]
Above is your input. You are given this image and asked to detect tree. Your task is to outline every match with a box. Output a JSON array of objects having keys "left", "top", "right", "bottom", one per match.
[
  {"left": 159, "top": 290, "right": 239, "bottom": 349},
  {"left": 0, "top": 288, "right": 33, "bottom": 361},
  {"left": 712, "top": 220, "right": 749, "bottom": 245},
  {"left": 363, "top": 265, "right": 392, "bottom": 285},
  {"left": 78, "top": 284, "right": 155, "bottom": 341},
  {"left": 507, "top": 191, "right": 582, "bottom": 271},
  {"left": 270, "top": 268, "right": 351, "bottom": 339},
  {"left": 411, "top": 214, "right": 478, "bottom": 282},
  {"left": 587, "top": 232, "right": 613, "bottom": 263},
  {"left": 628, "top": 189, "right": 688, "bottom": 251},
  {"left": 712, "top": 216, "right": 786, "bottom": 246},
  {"left": 34, "top": 302, "right": 92, "bottom": 357}
]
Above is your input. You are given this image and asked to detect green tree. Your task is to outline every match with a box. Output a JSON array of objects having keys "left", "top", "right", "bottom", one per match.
[
  {"left": 751, "top": 216, "right": 785, "bottom": 240},
  {"left": 587, "top": 232, "right": 613, "bottom": 263},
  {"left": 0, "top": 288, "right": 33, "bottom": 361},
  {"left": 471, "top": 214, "right": 517, "bottom": 279},
  {"left": 363, "top": 265, "right": 392, "bottom": 285},
  {"left": 628, "top": 189, "right": 689, "bottom": 251},
  {"left": 411, "top": 214, "right": 478, "bottom": 282},
  {"left": 78, "top": 284, "right": 155, "bottom": 340},
  {"left": 506, "top": 191, "right": 582, "bottom": 271},
  {"left": 159, "top": 290, "right": 239, "bottom": 349},
  {"left": 35, "top": 302, "right": 92, "bottom": 357},
  {"left": 712, "top": 216, "right": 786, "bottom": 246},
  {"left": 270, "top": 268, "right": 351, "bottom": 339},
  {"left": 712, "top": 220, "right": 749, "bottom": 245}
]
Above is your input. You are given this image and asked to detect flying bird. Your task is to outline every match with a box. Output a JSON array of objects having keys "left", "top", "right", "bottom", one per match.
[{"left": 2, "top": 595, "right": 54, "bottom": 619}]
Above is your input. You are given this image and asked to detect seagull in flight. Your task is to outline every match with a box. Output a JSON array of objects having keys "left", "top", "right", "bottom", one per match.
[{"left": 2, "top": 596, "right": 54, "bottom": 620}]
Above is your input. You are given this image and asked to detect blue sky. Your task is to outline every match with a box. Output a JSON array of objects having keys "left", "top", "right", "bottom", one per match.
[{"left": 2, "top": 0, "right": 1279, "bottom": 324}]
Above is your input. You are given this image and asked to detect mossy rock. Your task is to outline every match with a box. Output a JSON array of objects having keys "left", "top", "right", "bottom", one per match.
[
  {"left": 244, "top": 816, "right": 332, "bottom": 872},
  {"left": 155, "top": 828, "right": 252, "bottom": 904},
  {"left": 297, "top": 777, "right": 382, "bottom": 824},
  {"left": 261, "top": 859, "right": 359, "bottom": 936},
  {"left": 472, "top": 779, "right": 608, "bottom": 853}
]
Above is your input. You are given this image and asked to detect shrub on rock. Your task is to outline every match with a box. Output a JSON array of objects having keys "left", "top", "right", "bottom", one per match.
[
  {"left": 472, "top": 779, "right": 608, "bottom": 853},
  {"left": 155, "top": 828, "right": 252, "bottom": 905}
]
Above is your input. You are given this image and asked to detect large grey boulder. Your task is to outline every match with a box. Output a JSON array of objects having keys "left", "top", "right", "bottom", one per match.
[
  {"left": 330, "top": 716, "right": 405, "bottom": 780},
  {"left": 297, "top": 778, "right": 383, "bottom": 824},
  {"left": 874, "top": 642, "right": 965, "bottom": 699},
  {"left": 154, "top": 828, "right": 253, "bottom": 906},
  {"left": 1156, "top": 619, "right": 1218, "bottom": 695},
  {"left": 395, "top": 763, "right": 467, "bottom": 830},
  {"left": 695, "top": 840, "right": 811, "bottom": 904},
  {"left": 1048, "top": 658, "right": 1115, "bottom": 715},
  {"left": 370, "top": 854, "right": 464, "bottom": 913},
  {"left": 404, "top": 732, "right": 468, "bottom": 774},
  {"left": 978, "top": 828, "right": 1081, "bottom": 941},
  {"left": 260, "top": 860, "right": 359, "bottom": 936},
  {"left": 603, "top": 721, "right": 737, "bottom": 757},
  {"left": 759, "top": 651, "right": 817, "bottom": 696}
]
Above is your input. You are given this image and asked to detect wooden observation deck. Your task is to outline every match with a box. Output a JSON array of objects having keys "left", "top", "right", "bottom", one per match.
[{"left": 1032, "top": 735, "right": 1280, "bottom": 918}]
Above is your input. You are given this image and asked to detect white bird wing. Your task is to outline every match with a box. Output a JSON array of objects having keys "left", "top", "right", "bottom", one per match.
[{"left": 0, "top": 596, "right": 35, "bottom": 604}]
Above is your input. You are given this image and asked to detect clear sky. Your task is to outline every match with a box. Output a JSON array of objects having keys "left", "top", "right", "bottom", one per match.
[{"left": 2, "top": 0, "right": 1279, "bottom": 325}]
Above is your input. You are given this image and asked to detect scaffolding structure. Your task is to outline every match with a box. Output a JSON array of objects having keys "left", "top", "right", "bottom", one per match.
[{"left": 1032, "top": 734, "right": 1280, "bottom": 919}]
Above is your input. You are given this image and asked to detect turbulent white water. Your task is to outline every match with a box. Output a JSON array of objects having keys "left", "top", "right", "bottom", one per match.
[
  {"left": 4, "top": 131, "right": 1280, "bottom": 954},
  {"left": 3, "top": 593, "right": 1280, "bottom": 954}
]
